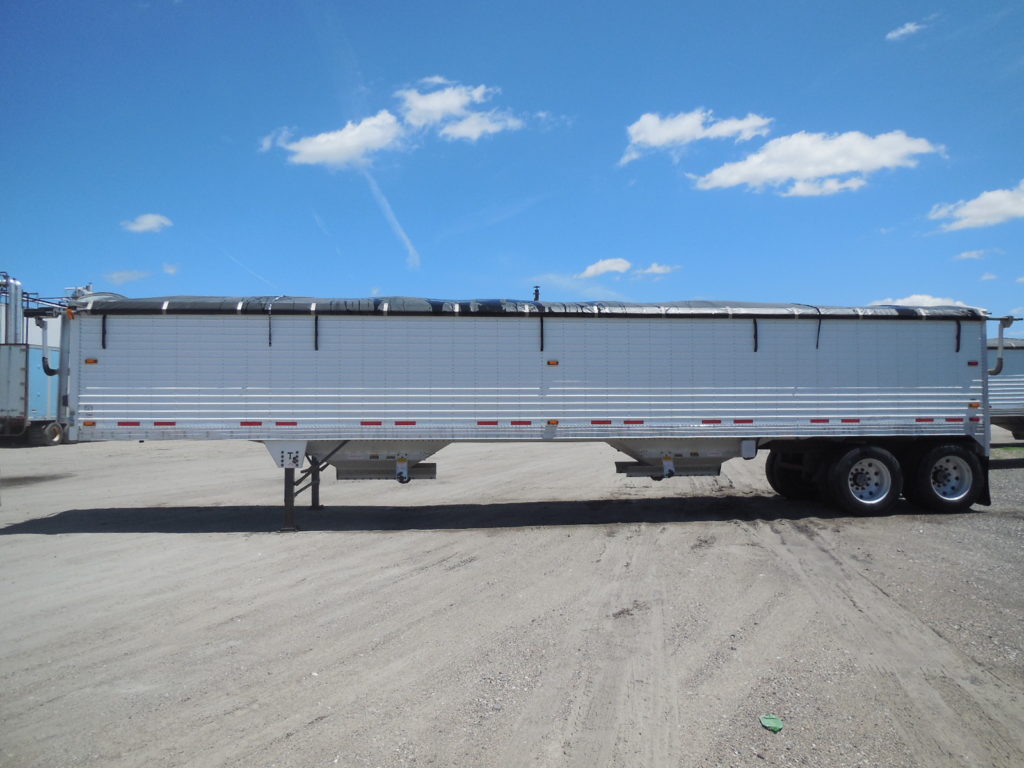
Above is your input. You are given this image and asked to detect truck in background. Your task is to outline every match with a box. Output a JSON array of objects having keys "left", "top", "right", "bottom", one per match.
[{"left": 1, "top": 273, "right": 65, "bottom": 445}]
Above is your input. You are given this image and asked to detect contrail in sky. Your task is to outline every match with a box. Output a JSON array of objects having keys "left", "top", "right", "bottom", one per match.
[
  {"left": 362, "top": 170, "right": 422, "bottom": 269},
  {"left": 225, "top": 252, "right": 281, "bottom": 291}
]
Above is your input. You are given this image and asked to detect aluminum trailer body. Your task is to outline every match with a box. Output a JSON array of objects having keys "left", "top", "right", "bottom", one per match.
[
  {"left": 988, "top": 337, "right": 1024, "bottom": 438},
  {"left": 59, "top": 294, "right": 1007, "bottom": 520}
]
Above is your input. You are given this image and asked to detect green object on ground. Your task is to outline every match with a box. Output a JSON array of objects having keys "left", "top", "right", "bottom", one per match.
[{"left": 759, "top": 714, "right": 784, "bottom": 733}]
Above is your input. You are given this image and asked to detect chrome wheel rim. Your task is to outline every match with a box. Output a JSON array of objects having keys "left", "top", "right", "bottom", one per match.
[
  {"left": 929, "top": 456, "right": 972, "bottom": 501},
  {"left": 846, "top": 458, "right": 892, "bottom": 504}
]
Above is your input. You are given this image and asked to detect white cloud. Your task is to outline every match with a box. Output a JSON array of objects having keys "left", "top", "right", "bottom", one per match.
[
  {"left": 396, "top": 83, "right": 494, "bottom": 127},
  {"left": 871, "top": 294, "right": 970, "bottom": 307},
  {"left": 259, "top": 127, "right": 292, "bottom": 152},
  {"left": 162, "top": 263, "right": 179, "bottom": 275},
  {"left": 1018, "top": 277, "right": 1024, "bottom": 284},
  {"left": 634, "top": 263, "right": 680, "bottom": 276},
  {"left": 441, "top": 111, "right": 524, "bottom": 141},
  {"left": 783, "top": 177, "right": 868, "bottom": 197},
  {"left": 696, "top": 130, "right": 940, "bottom": 196},
  {"left": 954, "top": 249, "right": 986, "bottom": 260},
  {"left": 886, "top": 21, "right": 924, "bottom": 41},
  {"left": 282, "top": 110, "right": 403, "bottom": 168},
  {"left": 577, "top": 258, "right": 632, "bottom": 278},
  {"left": 120, "top": 213, "right": 173, "bottom": 233},
  {"left": 620, "top": 108, "right": 772, "bottom": 165},
  {"left": 106, "top": 270, "right": 149, "bottom": 285},
  {"left": 929, "top": 178, "right": 1024, "bottom": 231},
  {"left": 981, "top": 272, "right": 998, "bottom": 281},
  {"left": 419, "top": 75, "right": 453, "bottom": 86}
]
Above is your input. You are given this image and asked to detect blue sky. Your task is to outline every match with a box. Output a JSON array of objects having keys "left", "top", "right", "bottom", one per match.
[{"left": 2, "top": 1, "right": 1022, "bottom": 316}]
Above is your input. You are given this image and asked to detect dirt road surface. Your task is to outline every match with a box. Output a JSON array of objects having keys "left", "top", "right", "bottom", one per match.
[{"left": 2, "top": 431, "right": 1023, "bottom": 767}]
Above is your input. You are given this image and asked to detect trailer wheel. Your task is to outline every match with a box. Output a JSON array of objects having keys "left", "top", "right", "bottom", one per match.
[
  {"left": 826, "top": 446, "right": 902, "bottom": 515},
  {"left": 909, "top": 444, "right": 981, "bottom": 513},
  {"left": 765, "top": 450, "right": 817, "bottom": 500},
  {"left": 27, "top": 422, "right": 63, "bottom": 446}
]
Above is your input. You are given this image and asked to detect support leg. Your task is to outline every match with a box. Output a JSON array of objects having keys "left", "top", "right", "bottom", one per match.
[
  {"left": 310, "top": 459, "right": 322, "bottom": 510},
  {"left": 281, "top": 467, "right": 298, "bottom": 531}
]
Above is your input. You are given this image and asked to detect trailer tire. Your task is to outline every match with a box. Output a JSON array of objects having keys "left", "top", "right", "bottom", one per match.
[
  {"left": 825, "top": 446, "right": 902, "bottom": 516},
  {"left": 909, "top": 444, "right": 981, "bottom": 513},
  {"left": 765, "top": 450, "right": 817, "bottom": 500},
  {"left": 28, "top": 422, "right": 63, "bottom": 446}
]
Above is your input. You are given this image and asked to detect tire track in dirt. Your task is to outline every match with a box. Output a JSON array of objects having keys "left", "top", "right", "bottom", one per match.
[{"left": 742, "top": 518, "right": 1024, "bottom": 767}]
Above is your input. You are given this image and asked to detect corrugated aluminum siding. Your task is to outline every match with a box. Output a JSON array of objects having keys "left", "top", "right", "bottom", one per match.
[{"left": 69, "top": 313, "right": 985, "bottom": 441}]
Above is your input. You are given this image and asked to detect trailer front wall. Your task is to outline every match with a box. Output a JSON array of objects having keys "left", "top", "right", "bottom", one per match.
[{"left": 65, "top": 312, "right": 985, "bottom": 444}]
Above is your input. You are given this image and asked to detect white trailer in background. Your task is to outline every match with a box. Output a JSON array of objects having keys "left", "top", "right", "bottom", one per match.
[
  {"left": 989, "top": 337, "right": 1024, "bottom": 438},
  {"left": 55, "top": 293, "right": 1014, "bottom": 527}
]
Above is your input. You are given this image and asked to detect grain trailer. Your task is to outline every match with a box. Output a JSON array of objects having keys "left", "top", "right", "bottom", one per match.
[{"left": 57, "top": 293, "right": 1015, "bottom": 525}]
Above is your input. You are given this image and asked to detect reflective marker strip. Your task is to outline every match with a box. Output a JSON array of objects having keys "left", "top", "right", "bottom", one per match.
[
  {"left": 395, "top": 421, "right": 416, "bottom": 426},
  {"left": 946, "top": 417, "right": 964, "bottom": 423},
  {"left": 240, "top": 421, "right": 262, "bottom": 426},
  {"left": 916, "top": 418, "right": 934, "bottom": 423},
  {"left": 511, "top": 421, "right": 531, "bottom": 426},
  {"left": 810, "top": 419, "right": 829, "bottom": 424},
  {"left": 702, "top": 419, "right": 721, "bottom": 425},
  {"left": 841, "top": 419, "right": 860, "bottom": 423},
  {"left": 733, "top": 419, "right": 753, "bottom": 424},
  {"left": 275, "top": 421, "right": 297, "bottom": 426},
  {"left": 117, "top": 421, "right": 140, "bottom": 426},
  {"left": 154, "top": 421, "right": 176, "bottom": 426},
  {"left": 624, "top": 420, "right": 644, "bottom": 425},
  {"left": 477, "top": 421, "right": 498, "bottom": 426},
  {"left": 591, "top": 420, "right": 611, "bottom": 425},
  {"left": 969, "top": 417, "right": 981, "bottom": 422},
  {"left": 360, "top": 421, "right": 382, "bottom": 426}
]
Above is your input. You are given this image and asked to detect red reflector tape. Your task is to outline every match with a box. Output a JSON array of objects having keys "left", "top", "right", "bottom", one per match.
[
  {"left": 477, "top": 420, "right": 498, "bottom": 426},
  {"left": 967, "top": 361, "right": 979, "bottom": 366},
  {"left": 240, "top": 421, "right": 262, "bottom": 426},
  {"left": 841, "top": 419, "right": 860, "bottom": 424},
  {"left": 511, "top": 421, "right": 531, "bottom": 426},
  {"left": 153, "top": 421, "right": 176, "bottom": 426},
  {"left": 946, "top": 417, "right": 964, "bottom": 423},
  {"left": 275, "top": 421, "right": 297, "bottom": 426},
  {"left": 702, "top": 419, "right": 722, "bottom": 425},
  {"left": 969, "top": 417, "right": 981, "bottom": 423},
  {"left": 395, "top": 421, "right": 416, "bottom": 426},
  {"left": 360, "top": 421, "right": 382, "bottom": 426},
  {"left": 623, "top": 420, "right": 644, "bottom": 425},
  {"left": 117, "top": 421, "right": 140, "bottom": 427},
  {"left": 915, "top": 418, "right": 934, "bottom": 423},
  {"left": 733, "top": 419, "right": 753, "bottom": 424},
  {"left": 810, "top": 418, "right": 829, "bottom": 424},
  {"left": 591, "top": 420, "right": 611, "bottom": 425}
]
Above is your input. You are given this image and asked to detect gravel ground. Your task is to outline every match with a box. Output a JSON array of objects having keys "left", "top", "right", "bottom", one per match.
[{"left": 1, "top": 429, "right": 1022, "bottom": 768}]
